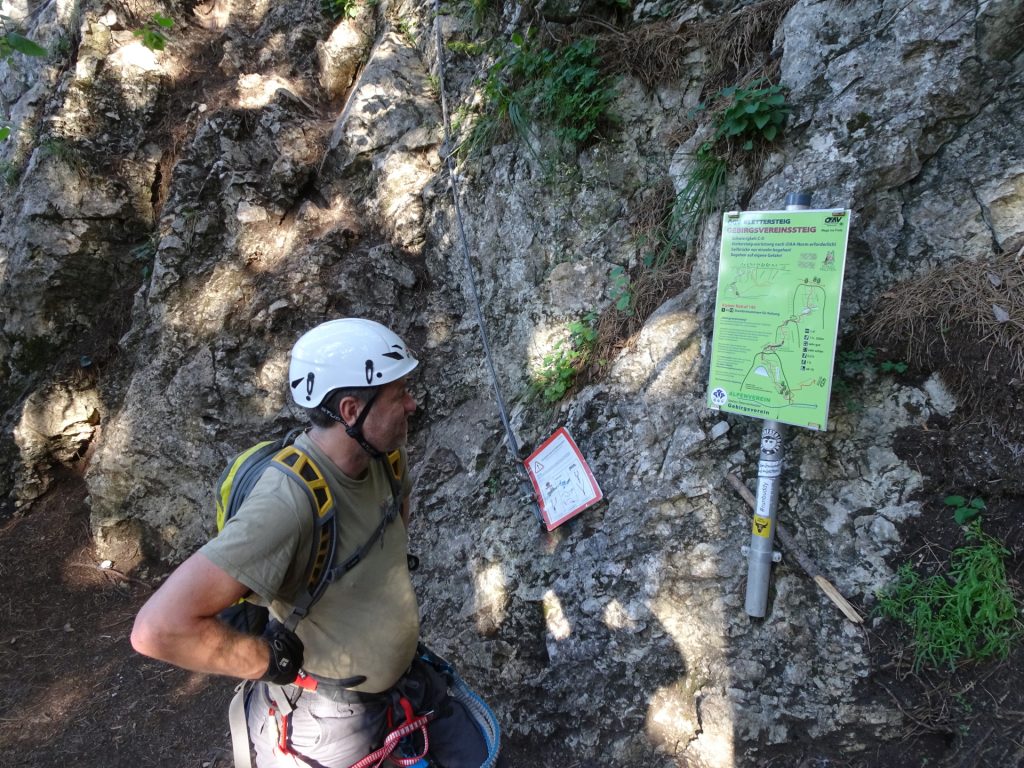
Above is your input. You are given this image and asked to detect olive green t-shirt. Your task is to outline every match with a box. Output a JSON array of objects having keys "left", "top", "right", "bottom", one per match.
[{"left": 200, "top": 432, "right": 419, "bottom": 692}]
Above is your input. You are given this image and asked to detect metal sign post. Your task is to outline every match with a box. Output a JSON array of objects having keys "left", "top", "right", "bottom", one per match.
[
  {"left": 742, "top": 192, "right": 810, "bottom": 617},
  {"left": 743, "top": 192, "right": 809, "bottom": 617},
  {"left": 706, "top": 192, "right": 852, "bottom": 617}
]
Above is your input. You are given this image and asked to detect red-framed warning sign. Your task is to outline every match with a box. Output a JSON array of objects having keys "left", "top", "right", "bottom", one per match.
[{"left": 524, "top": 427, "right": 603, "bottom": 531}]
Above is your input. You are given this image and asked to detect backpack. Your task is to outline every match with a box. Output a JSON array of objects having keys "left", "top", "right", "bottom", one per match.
[{"left": 214, "top": 429, "right": 405, "bottom": 635}]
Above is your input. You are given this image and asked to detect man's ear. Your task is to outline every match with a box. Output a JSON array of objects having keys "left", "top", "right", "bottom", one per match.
[{"left": 337, "top": 395, "right": 362, "bottom": 425}]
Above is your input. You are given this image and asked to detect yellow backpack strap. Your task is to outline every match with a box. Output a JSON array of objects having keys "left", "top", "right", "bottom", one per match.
[{"left": 267, "top": 446, "right": 338, "bottom": 631}]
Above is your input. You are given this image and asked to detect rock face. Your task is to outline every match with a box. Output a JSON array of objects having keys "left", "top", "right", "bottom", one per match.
[{"left": 0, "top": 0, "right": 1021, "bottom": 764}]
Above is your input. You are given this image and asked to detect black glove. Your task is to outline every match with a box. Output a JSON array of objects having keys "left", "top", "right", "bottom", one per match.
[{"left": 260, "top": 621, "right": 304, "bottom": 685}]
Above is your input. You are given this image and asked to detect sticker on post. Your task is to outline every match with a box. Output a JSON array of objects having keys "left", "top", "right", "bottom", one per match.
[
  {"left": 525, "top": 428, "right": 603, "bottom": 531},
  {"left": 752, "top": 515, "right": 772, "bottom": 538}
]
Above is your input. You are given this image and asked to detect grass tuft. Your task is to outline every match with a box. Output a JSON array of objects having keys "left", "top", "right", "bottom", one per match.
[{"left": 876, "top": 521, "right": 1023, "bottom": 672}]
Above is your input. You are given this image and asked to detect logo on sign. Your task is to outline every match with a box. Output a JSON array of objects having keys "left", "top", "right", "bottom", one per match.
[{"left": 710, "top": 387, "right": 728, "bottom": 406}]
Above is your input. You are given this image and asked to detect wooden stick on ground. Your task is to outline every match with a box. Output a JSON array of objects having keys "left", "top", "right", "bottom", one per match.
[{"left": 726, "top": 472, "right": 863, "bottom": 624}]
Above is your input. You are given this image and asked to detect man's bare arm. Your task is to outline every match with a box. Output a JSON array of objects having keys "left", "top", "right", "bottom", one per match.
[{"left": 130, "top": 552, "right": 270, "bottom": 679}]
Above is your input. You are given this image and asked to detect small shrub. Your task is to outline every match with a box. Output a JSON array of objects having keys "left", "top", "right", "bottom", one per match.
[
  {"left": 667, "top": 78, "right": 789, "bottom": 246},
  {"left": 462, "top": 32, "right": 616, "bottom": 156},
  {"left": 134, "top": 14, "right": 173, "bottom": 51},
  {"left": 712, "top": 79, "right": 790, "bottom": 150},
  {"left": 322, "top": 0, "right": 359, "bottom": 19},
  {"left": 875, "top": 521, "right": 1022, "bottom": 671},
  {"left": 532, "top": 314, "right": 598, "bottom": 403},
  {"left": 944, "top": 494, "right": 986, "bottom": 525}
]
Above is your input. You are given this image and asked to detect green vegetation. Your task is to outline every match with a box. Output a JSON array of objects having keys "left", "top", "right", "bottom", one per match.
[
  {"left": 133, "top": 14, "right": 173, "bottom": 52},
  {"left": 671, "top": 143, "right": 728, "bottom": 244},
  {"left": 1, "top": 1, "right": 47, "bottom": 142},
  {"left": 0, "top": 8, "right": 46, "bottom": 63},
  {"left": 671, "top": 78, "right": 790, "bottom": 240},
  {"left": 831, "top": 345, "right": 910, "bottom": 411},
  {"left": 944, "top": 494, "right": 986, "bottom": 525},
  {"left": 838, "top": 345, "right": 878, "bottom": 376},
  {"left": 466, "top": 0, "right": 495, "bottom": 24},
  {"left": 710, "top": 79, "right": 790, "bottom": 151},
  {"left": 532, "top": 314, "right": 598, "bottom": 403},
  {"left": 461, "top": 32, "right": 616, "bottom": 157},
  {"left": 396, "top": 17, "right": 416, "bottom": 46},
  {"left": 447, "top": 40, "right": 488, "bottom": 57},
  {"left": 609, "top": 265, "right": 632, "bottom": 315},
  {"left": 0, "top": 158, "right": 19, "bottom": 186},
  {"left": 322, "top": 0, "right": 359, "bottom": 19},
  {"left": 594, "top": 79, "right": 790, "bottom": 359},
  {"left": 876, "top": 521, "right": 1022, "bottom": 671}
]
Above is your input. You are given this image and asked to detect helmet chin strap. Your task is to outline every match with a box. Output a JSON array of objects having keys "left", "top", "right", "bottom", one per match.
[{"left": 318, "top": 389, "right": 384, "bottom": 459}]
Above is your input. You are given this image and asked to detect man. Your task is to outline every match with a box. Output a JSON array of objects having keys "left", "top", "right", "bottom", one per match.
[{"left": 132, "top": 318, "right": 495, "bottom": 767}]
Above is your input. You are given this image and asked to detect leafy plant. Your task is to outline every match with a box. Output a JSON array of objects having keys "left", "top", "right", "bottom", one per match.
[
  {"left": 462, "top": 32, "right": 616, "bottom": 157},
  {"left": 134, "top": 14, "right": 173, "bottom": 51},
  {"left": 1, "top": 2, "right": 47, "bottom": 141},
  {"left": 0, "top": 5, "right": 47, "bottom": 63},
  {"left": 532, "top": 314, "right": 598, "bottom": 403},
  {"left": 322, "top": 0, "right": 359, "bottom": 19},
  {"left": 662, "top": 78, "right": 789, "bottom": 251},
  {"left": 537, "top": 38, "right": 615, "bottom": 145},
  {"left": 875, "top": 521, "right": 1022, "bottom": 671},
  {"left": 838, "top": 346, "right": 877, "bottom": 375},
  {"left": 944, "top": 494, "right": 986, "bottom": 525},
  {"left": 609, "top": 265, "right": 632, "bottom": 315},
  {"left": 712, "top": 79, "right": 790, "bottom": 151},
  {"left": 467, "top": 0, "right": 495, "bottom": 24},
  {"left": 831, "top": 346, "right": 909, "bottom": 412}
]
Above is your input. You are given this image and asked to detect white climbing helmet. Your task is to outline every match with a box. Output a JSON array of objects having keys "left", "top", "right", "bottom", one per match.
[{"left": 288, "top": 318, "right": 418, "bottom": 407}]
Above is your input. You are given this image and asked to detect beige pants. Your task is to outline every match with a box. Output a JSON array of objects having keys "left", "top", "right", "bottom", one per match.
[{"left": 247, "top": 682, "right": 388, "bottom": 768}]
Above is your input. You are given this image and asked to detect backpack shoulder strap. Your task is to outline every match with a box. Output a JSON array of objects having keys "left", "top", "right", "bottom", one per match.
[
  {"left": 327, "top": 449, "right": 406, "bottom": 582},
  {"left": 219, "top": 435, "right": 408, "bottom": 632},
  {"left": 265, "top": 444, "right": 338, "bottom": 632}
]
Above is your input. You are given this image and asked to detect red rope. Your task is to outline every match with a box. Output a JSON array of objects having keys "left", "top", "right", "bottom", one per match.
[{"left": 349, "top": 714, "right": 431, "bottom": 768}]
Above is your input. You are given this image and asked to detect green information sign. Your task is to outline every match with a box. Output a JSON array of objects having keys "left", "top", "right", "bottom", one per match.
[{"left": 707, "top": 209, "right": 851, "bottom": 431}]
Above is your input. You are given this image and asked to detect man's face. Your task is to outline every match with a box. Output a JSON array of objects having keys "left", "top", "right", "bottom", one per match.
[{"left": 358, "top": 378, "right": 417, "bottom": 452}]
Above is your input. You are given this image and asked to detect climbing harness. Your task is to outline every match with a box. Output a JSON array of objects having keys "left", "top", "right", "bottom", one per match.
[{"left": 231, "top": 645, "right": 502, "bottom": 768}]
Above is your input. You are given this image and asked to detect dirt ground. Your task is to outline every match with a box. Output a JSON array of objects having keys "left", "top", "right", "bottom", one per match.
[
  {"left": 1, "top": 390, "right": 1022, "bottom": 768},
  {"left": 0, "top": 474, "right": 234, "bottom": 768}
]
